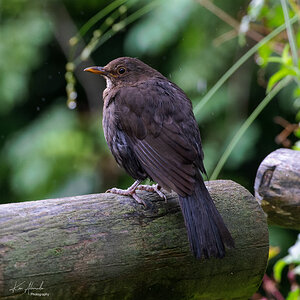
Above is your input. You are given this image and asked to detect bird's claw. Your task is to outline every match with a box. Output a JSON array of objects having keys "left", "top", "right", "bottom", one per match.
[
  {"left": 136, "top": 184, "right": 167, "bottom": 202},
  {"left": 106, "top": 187, "right": 147, "bottom": 207}
]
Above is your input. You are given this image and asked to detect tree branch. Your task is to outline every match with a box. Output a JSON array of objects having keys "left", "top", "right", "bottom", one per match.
[{"left": 0, "top": 180, "right": 268, "bottom": 299}]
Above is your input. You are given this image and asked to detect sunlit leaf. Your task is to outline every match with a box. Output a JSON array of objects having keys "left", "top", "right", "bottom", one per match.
[
  {"left": 267, "top": 68, "right": 296, "bottom": 93},
  {"left": 296, "top": 30, "right": 300, "bottom": 48},
  {"left": 292, "top": 140, "right": 300, "bottom": 150},
  {"left": 257, "top": 42, "right": 273, "bottom": 67},
  {"left": 273, "top": 259, "right": 287, "bottom": 282},
  {"left": 286, "top": 288, "right": 300, "bottom": 300},
  {"left": 282, "top": 44, "right": 292, "bottom": 66},
  {"left": 294, "top": 128, "right": 300, "bottom": 138},
  {"left": 296, "top": 110, "right": 300, "bottom": 122},
  {"left": 293, "top": 87, "right": 300, "bottom": 97},
  {"left": 269, "top": 246, "right": 280, "bottom": 260},
  {"left": 248, "top": 0, "right": 265, "bottom": 20},
  {"left": 274, "top": 234, "right": 300, "bottom": 283},
  {"left": 265, "top": 4, "right": 285, "bottom": 27}
]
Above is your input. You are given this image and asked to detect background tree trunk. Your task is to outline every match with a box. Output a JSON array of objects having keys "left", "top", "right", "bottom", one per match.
[{"left": 0, "top": 180, "right": 268, "bottom": 300}]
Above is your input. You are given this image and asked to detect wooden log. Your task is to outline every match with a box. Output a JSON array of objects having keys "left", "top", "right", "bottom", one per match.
[
  {"left": 0, "top": 180, "right": 268, "bottom": 300},
  {"left": 254, "top": 148, "right": 300, "bottom": 230}
]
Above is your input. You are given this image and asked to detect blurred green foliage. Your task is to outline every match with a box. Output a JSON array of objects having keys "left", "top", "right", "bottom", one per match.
[
  {"left": 0, "top": 6, "right": 52, "bottom": 113},
  {"left": 0, "top": 0, "right": 298, "bottom": 200},
  {"left": 252, "top": 0, "right": 300, "bottom": 150},
  {"left": 0, "top": 0, "right": 255, "bottom": 204},
  {"left": 274, "top": 233, "right": 300, "bottom": 282},
  {"left": 3, "top": 104, "right": 100, "bottom": 200},
  {"left": 125, "top": 0, "right": 195, "bottom": 56}
]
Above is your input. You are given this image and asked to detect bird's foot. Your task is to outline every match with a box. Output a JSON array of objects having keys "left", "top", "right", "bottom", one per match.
[
  {"left": 106, "top": 180, "right": 147, "bottom": 206},
  {"left": 136, "top": 184, "right": 167, "bottom": 202}
]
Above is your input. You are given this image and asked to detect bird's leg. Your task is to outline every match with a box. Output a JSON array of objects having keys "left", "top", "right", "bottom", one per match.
[
  {"left": 136, "top": 184, "right": 167, "bottom": 202},
  {"left": 106, "top": 180, "right": 147, "bottom": 206}
]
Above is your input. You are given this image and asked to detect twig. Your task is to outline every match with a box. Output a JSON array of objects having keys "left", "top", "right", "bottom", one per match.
[
  {"left": 262, "top": 274, "right": 285, "bottom": 300},
  {"left": 287, "top": 268, "right": 299, "bottom": 291},
  {"left": 213, "top": 29, "right": 237, "bottom": 47},
  {"left": 274, "top": 116, "right": 299, "bottom": 146},
  {"left": 197, "top": 0, "right": 240, "bottom": 28},
  {"left": 48, "top": 3, "right": 104, "bottom": 113},
  {"left": 196, "top": 0, "right": 264, "bottom": 43}
]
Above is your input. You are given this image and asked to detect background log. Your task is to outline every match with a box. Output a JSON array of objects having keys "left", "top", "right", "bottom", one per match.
[
  {"left": 0, "top": 180, "right": 268, "bottom": 300},
  {"left": 254, "top": 148, "right": 300, "bottom": 230}
]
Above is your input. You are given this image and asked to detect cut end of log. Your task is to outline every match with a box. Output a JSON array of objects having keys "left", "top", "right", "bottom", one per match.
[{"left": 254, "top": 148, "right": 300, "bottom": 230}]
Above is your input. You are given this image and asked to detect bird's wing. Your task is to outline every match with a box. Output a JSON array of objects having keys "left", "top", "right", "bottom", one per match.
[{"left": 114, "top": 80, "right": 203, "bottom": 196}]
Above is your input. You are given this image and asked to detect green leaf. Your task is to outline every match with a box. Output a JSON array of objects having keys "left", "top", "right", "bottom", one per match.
[
  {"left": 269, "top": 246, "right": 281, "bottom": 260},
  {"left": 292, "top": 140, "right": 300, "bottom": 150},
  {"left": 267, "top": 68, "right": 296, "bottom": 92},
  {"left": 293, "top": 86, "right": 300, "bottom": 97},
  {"left": 258, "top": 43, "right": 273, "bottom": 67},
  {"left": 265, "top": 4, "right": 285, "bottom": 27},
  {"left": 296, "top": 110, "right": 300, "bottom": 122},
  {"left": 282, "top": 44, "right": 292, "bottom": 65},
  {"left": 266, "top": 55, "right": 284, "bottom": 64},
  {"left": 247, "top": 0, "right": 264, "bottom": 20},
  {"left": 295, "top": 128, "right": 300, "bottom": 138},
  {"left": 273, "top": 259, "right": 287, "bottom": 282},
  {"left": 296, "top": 29, "right": 300, "bottom": 48},
  {"left": 286, "top": 288, "right": 300, "bottom": 300}
]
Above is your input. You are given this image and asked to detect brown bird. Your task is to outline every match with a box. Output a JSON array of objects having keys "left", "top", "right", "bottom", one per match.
[{"left": 84, "top": 57, "right": 234, "bottom": 259}]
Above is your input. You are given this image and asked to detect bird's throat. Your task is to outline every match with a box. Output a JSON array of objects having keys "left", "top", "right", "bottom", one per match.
[{"left": 105, "top": 77, "right": 113, "bottom": 90}]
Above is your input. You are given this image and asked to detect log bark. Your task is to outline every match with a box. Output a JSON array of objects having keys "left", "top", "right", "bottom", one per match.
[
  {"left": 254, "top": 148, "right": 300, "bottom": 230},
  {"left": 0, "top": 180, "right": 268, "bottom": 300}
]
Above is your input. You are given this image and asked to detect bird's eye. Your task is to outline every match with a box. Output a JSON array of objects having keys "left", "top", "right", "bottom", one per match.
[{"left": 117, "top": 67, "right": 126, "bottom": 75}]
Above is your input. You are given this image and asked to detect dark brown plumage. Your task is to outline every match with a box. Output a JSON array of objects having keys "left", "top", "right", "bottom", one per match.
[{"left": 84, "top": 57, "right": 234, "bottom": 259}]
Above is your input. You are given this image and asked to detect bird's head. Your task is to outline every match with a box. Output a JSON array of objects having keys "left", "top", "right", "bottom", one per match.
[{"left": 84, "top": 57, "right": 162, "bottom": 88}]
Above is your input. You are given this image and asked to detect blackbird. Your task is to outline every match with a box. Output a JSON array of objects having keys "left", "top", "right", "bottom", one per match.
[{"left": 84, "top": 57, "right": 234, "bottom": 259}]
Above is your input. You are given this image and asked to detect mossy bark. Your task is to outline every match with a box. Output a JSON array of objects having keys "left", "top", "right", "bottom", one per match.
[{"left": 0, "top": 180, "right": 268, "bottom": 300}]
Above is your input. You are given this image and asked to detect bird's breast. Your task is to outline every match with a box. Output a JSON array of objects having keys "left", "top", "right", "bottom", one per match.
[{"left": 102, "top": 95, "right": 116, "bottom": 143}]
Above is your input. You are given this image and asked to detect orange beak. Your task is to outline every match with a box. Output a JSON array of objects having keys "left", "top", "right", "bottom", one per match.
[{"left": 84, "top": 66, "right": 107, "bottom": 75}]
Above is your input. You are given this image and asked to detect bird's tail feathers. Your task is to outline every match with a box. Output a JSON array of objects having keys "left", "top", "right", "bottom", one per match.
[{"left": 178, "top": 180, "right": 234, "bottom": 259}]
